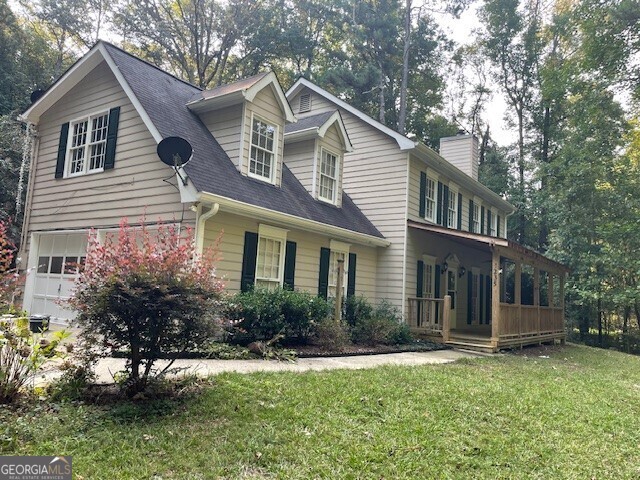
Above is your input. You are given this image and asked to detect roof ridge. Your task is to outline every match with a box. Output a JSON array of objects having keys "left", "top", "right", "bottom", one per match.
[{"left": 98, "top": 40, "right": 203, "bottom": 92}]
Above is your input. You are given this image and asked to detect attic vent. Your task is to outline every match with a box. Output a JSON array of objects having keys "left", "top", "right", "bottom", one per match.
[{"left": 299, "top": 93, "right": 311, "bottom": 113}]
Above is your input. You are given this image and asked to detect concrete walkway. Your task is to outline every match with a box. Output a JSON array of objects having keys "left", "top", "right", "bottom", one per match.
[{"left": 91, "top": 349, "right": 480, "bottom": 383}]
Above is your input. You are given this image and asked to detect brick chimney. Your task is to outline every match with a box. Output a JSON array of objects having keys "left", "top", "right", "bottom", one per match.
[{"left": 439, "top": 131, "right": 479, "bottom": 181}]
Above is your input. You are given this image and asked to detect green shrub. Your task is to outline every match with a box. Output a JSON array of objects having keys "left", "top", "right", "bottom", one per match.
[
  {"left": 344, "top": 295, "right": 374, "bottom": 327},
  {"left": 313, "top": 318, "right": 351, "bottom": 351},
  {"left": 224, "top": 289, "right": 330, "bottom": 344},
  {"left": 348, "top": 298, "right": 413, "bottom": 346}
]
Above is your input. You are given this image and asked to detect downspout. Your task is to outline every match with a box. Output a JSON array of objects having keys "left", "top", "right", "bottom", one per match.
[{"left": 195, "top": 203, "right": 220, "bottom": 254}]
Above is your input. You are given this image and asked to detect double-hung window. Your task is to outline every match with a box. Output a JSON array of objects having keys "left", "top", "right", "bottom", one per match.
[
  {"left": 490, "top": 210, "right": 498, "bottom": 236},
  {"left": 448, "top": 188, "right": 458, "bottom": 229},
  {"left": 319, "top": 149, "right": 339, "bottom": 203},
  {"left": 472, "top": 203, "right": 481, "bottom": 233},
  {"left": 255, "top": 225, "right": 287, "bottom": 290},
  {"left": 249, "top": 117, "right": 276, "bottom": 182},
  {"left": 424, "top": 176, "right": 436, "bottom": 222},
  {"left": 67, "top": 111, "right": 110, "bottom": 176}
]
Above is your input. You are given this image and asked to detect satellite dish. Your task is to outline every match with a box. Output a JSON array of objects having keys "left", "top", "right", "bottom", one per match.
[
  {"left": 157, "top": 136, "right": 193, "bottom": 185},
  {"left": 30, "top": 89, "right": 45, "bottom": 104}
]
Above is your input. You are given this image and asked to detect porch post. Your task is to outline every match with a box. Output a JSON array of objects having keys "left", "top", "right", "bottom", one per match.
[
  {"left": 442, "top": 295, "right": 451, "bottom": 342},
  {"left": 514, "top": 259, "right": 522, "bottom": 338},
  {"left": 534, "top": 266, "right": 540, "bottom": 336},
  {"left": 548, "top": 274, "right": 555, "bottom": 308},
  {"left": 559, "top": 273, "right": 566, "bottom": 344},
  {"left": 491, "top": 247, "right": 501, "bottom": 348}
]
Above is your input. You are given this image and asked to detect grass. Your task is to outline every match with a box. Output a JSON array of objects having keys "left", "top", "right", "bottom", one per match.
[{"left": 2, "top": 344, "right": 640, "bottom": 479}]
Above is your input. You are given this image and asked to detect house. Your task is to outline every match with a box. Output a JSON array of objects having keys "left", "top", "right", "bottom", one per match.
[{"left": 17, "top": 41, "right": 566, "bottom": 352}]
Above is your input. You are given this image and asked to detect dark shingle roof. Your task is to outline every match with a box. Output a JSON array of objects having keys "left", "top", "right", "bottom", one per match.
[
  {"left": 285, "top": 111, "right": 335, "bottom": 134},
  {"left": 101, "top": 43, "right": 383, "bottom": 239}
]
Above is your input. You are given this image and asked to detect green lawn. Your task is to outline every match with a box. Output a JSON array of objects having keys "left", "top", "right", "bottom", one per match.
[{"left": 2, "top": 344, "right": 640, "bottom": 479}]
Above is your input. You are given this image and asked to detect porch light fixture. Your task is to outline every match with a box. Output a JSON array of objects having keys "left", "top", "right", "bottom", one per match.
[
  {"left": 458, "top": 266, "right": 466, "bottom": 278},
  {"left": 441, "top": 262, "right": 448, "bottom": 274}
]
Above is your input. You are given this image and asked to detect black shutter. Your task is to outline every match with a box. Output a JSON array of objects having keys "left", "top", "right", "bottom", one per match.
[
  {"left": 443, "top": 185, "right": 449, "bottom": 227},
  {"left": 283, "top": 241, "right": 297, "bottom": 290},
  {"left": 479, "top": 273, "right": 484, "bottom": 324},
  {"left": 467, "top": 271, "right": 473, "bottom": 324},
  {"left": 469, "top": 199, "right": 474, "bottom": 232},
  {"left": 347, "top": 253, "right": 357, "bottom": 297},
  {"left": 434, "top": 264, "right": 441, "bottom": 321},
  {"left": 318, "top": 247, "right": 330, "bottom": 299},
  {"left": 497, "top": 215, "right": 502, "bottom": 237},
  {"left": 55, "top": 122, "right": 69, "bottom": 179},
  {"left": 419, "top": 172, "right": 427, "bottom": 218},
  {"left": 104, "top": 106, "right": 120, "bottom": 170},
  {"left": 240, "top": 231, "right": 258, "bottom": 292},
  {"left": 416, "top": 261, "right": 424, "bottom": 297},
  {"left": 457, "top": 193, "right": 463, "bottom": 230},
  {"left": 486, "top": 274, "right": 492, "bottom": 324},
  {"left": 480, "top": 206, "right": 485, "bottom": 234},
  {"left": 436, "top": 182, "right": 443, "bottom": 225}
]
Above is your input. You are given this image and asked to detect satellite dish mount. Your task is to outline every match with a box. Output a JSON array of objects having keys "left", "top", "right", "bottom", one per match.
[{"left": 156, "top": 136, "right": 193, "bottom": 186}]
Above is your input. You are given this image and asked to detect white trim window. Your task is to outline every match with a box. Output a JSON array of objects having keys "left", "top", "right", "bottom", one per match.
[
  {"left": 67, "top": 111, "right": 109, "bottom": 176},
  {"left": 249, "top": 116, "right": 277, "bottom": 182},
  {"left": 319, "top": 148, "right": 339, "bottom": 204},
  {"left": 423, "top": 255, "right": 437, "bottom": 324},
  {"left": 447, "top": 188, "right": 458, "bottom": 228},
  {"left": 472, "top": 203, "right": 481, "bottom": 233},
  {"left": 255, "top": 225, "right": 287, "bottom": 289},
  {"left": 490, "top": 209, "right": 498, "bottom": 237},
  {"left": 424, "top": 176, "right": 436, "bottom": 222},
  {"left": 328, "top": 240, "right": 349, "bottom": 298}
]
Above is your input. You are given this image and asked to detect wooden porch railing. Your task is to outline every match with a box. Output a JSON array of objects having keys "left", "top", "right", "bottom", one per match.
[
  {"left": 406, "top": 296, "right": 452, "bottom": 341},
  {"left": 498, "top": 303, "right": 564, "bottom": 339}
]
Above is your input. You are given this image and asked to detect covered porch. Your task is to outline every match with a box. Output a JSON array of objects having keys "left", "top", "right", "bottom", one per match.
[{"left": 406, "top": 222, "right": 567, "bottom": 353}]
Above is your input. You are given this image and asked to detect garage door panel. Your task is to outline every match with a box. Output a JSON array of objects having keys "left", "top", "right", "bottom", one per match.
[{"left": 29, "top": 232, "right": 88, "bottom": 322}]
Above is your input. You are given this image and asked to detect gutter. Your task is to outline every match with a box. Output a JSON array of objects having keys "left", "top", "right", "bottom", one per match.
[
  {"left": 197, "top": 191, "right": 390, "bottom": 248},
  {"left": 195, "top": 203, "right": 220, "bottom": 254}
]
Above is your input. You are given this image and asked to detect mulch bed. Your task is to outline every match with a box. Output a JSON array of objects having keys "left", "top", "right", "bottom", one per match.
[{"left": 294, "top": 341, "right": 449, "bottom": 358}]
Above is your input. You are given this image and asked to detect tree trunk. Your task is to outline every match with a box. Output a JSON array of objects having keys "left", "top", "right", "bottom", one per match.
[
  {"left": 597, "top": 298, "right": 603, "bottom": 345},
  {"left": 397, "top": 0, "right": 412, "bottom": 135}
]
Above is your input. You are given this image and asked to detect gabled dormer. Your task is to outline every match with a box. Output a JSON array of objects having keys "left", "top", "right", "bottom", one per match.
[
  {"left": 284, "top": 111, "right": 352, "bottom": 208},
  {"left": 187, "top": 72, "right": 295, "bottom": 187}
]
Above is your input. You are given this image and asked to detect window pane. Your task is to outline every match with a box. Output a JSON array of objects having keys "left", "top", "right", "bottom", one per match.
[
  {"left": 64, "top": 256, "right": 78, "bottom": 275},
  {"left": 256, "top": 237, "right": 282, "bottom": 282},
  {"left": 37, "top": 257, "right": 49, "bottom": 274},
  {"left": 50, "top": 256, "right": 64, "bottom": 274}
]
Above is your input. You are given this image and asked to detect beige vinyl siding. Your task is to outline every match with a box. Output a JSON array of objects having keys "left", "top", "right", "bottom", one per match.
[
  {"left": 291, "top": 88, "right": 408, "bottom": 312},
  {"left": 316, "top": 124, "right": 345, "bottom": 208},
  {"left": 23, "top": 60, "right": 193, "bottom": 256},
  {"left": 283, "top": 138, "right": 315, "bottom": 195},
  {"left": 242, "top": 85, "right": 285, "bottom": 186},
  {"left": 201, "top": 103, "right": 243, "bottom": 168},
  {"left": 202, "top": 210, "right": 377, "bottom": 300}
]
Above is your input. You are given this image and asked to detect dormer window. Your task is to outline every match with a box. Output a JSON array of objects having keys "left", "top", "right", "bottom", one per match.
[
  {"left": 249, "top": 116, "right": 277, "bottom": 182},
  {"left": 319, "top": 148, "right": 339, "bottom": 204},
  {"left": 67, "top": 111, "right": 109, "bottom": 176}
]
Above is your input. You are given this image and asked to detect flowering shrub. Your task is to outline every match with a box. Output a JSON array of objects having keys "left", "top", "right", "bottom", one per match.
[{"left": 68, "top": 219, "right": 225, "bottom": 395}]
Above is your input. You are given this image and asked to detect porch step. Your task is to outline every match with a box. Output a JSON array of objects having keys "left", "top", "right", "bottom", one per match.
[{"left": 445, "top": 340, "right": 497, "bottom": 354}]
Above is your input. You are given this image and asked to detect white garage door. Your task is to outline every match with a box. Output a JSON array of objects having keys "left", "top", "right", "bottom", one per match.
[{"left": 30, "top": 233, "right": 88, "bottom": 323}]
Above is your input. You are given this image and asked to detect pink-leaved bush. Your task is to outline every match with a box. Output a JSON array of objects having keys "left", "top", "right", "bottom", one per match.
[
  {"left": 0, "top": 221, "right": 19, "bottom": 312},
  {"left": 68, "top": 218, "right": 225, "bottom": 395}
]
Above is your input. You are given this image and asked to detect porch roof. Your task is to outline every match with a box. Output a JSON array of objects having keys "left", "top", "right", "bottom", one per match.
[{"left": 407, "top": 220, "right": 569, "bottom": 274}]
